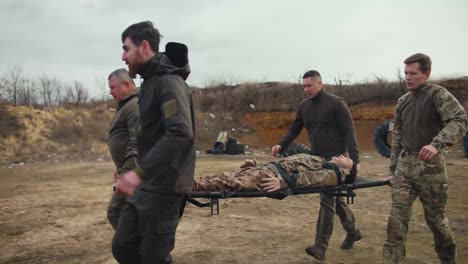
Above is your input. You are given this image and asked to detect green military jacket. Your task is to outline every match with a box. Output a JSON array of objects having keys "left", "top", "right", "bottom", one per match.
[
  {"left": 108, "top": 90, "right": 139, "bottom": 174},
  {"left": 390, "top": 83, "right": 467, "bottom": 174}
]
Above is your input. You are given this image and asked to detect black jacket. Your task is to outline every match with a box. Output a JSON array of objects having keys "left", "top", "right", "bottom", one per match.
[
  {"left": 136, "top": 53, "right": 195, "bottom": 193},
  {"left": 279, "top": 89, "right": 359, "bottom": 164}
]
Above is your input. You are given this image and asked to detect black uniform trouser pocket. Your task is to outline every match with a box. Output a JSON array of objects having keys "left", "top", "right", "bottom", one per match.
[{"left": 112, "top": 189, "right": 184, "bottom": 264}]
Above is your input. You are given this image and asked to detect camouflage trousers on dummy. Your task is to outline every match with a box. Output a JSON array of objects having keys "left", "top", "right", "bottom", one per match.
[
  {"left": 193, "top": 160, "right": 338, "bottom": 192},
  {"left": 383, "top": 151, "right": 456, "bottom": 264}
]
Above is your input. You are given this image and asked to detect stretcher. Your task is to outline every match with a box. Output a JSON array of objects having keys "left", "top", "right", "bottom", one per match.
[{"left": 186, "top": 177, "right": 390, "bottom": 215}]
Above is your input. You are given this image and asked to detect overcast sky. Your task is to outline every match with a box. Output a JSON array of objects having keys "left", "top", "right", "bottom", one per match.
[{"left": 1, "top": 0, "right": 467, "bottom": 98}]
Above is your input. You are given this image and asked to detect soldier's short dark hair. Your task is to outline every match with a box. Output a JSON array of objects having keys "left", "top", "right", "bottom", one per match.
[
  {"left": 404, "top": 53, "right": 432, "bottom": 73},
  {"left": 302, "top": 70, "right": 322, "bottom": 80},
  {"left": 108, "top": 68, "right": 135, "bottom": 87},
  {"left": 122, "top": 21, "right": 161, "bottom": 53}
]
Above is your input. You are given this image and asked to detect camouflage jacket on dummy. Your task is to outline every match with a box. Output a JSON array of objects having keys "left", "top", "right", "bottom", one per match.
[{"left": 193, "top": 154, "right": 355, "bottom": 192}]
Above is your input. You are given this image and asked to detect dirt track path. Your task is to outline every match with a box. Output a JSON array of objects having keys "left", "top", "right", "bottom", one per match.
[{"left": 1, "top": 152, "right": 467, "bottom": 264}]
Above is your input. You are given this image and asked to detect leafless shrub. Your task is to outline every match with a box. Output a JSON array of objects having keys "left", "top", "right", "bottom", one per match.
[
  {"left": 334, "top": 73, "right": 353, "bottom": 87},
  {"left": 236, "top": 82, "right": 265, "bottom": 110},
  {"left": 50, "top": 114, "right": 85, "bottom": 143},
  {"left": 195, "top": 93, "right": 217, "bottom": 112}
]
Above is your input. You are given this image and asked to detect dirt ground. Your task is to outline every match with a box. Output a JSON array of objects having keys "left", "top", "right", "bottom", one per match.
[{"left": 1, "top": 150, "right": 467, "bottom": 264}]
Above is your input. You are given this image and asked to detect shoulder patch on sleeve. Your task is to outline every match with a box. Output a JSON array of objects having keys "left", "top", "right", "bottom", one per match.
[{"left": 163, "top": 99, "right": 177, "bottom": 119}]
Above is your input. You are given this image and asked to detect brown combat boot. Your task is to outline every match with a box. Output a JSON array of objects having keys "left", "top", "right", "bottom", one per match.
[
  {"left": 305, "top": 245, "right": 326, "bottom": 260},
  {"left": 341, "top": 229, "right": 362, "bottom": 249}
]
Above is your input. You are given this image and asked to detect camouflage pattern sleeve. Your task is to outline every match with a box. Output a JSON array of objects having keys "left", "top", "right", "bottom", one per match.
[
  {"left": 280, "top": 154, "right": 337, "bottom": 188},
  {"left": 389, "top": 93, "right": 409, "bottom": 175},
  {"left": 431, "top": 85, "right": 468, "bottom": 150},
  {"left": 295, "top": 170, "right": 338, "bottom": 188}
]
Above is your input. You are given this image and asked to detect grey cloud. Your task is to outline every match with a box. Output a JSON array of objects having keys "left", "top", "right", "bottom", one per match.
[{"left": 1, "top": 0, "right": 467, "bottom": 97}]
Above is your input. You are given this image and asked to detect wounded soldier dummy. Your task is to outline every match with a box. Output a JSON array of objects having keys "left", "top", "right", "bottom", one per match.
[{"left": 193, "top": 154, "right": 357, "bottom": 192}]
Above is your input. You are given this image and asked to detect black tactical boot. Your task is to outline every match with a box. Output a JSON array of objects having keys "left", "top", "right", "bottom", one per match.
[
  {"left": 341, "top": 229, "right": 362, "bottom": 249},
  {"left": 163, "top": 254, "right": 173, "bottom": 264},
  {"left": 305, "top": 245, "right": 326, "bottom": 260}
]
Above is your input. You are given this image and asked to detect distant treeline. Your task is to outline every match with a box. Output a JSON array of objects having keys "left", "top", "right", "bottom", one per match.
[
  {"left": 192, "top": 75, "right": 468, "bottom": 114},
  {"left": 0, "top": 65, "right": 111, "bottom": 108},
  {"left": 193, "top": 77, "right": 408, "bottom": 114}
]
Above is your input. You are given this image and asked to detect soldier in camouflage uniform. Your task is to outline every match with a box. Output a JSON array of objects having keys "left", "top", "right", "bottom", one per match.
[
  {"left": 107, "top": 68, "right": 139, "bottom": 230},
  {"left": 193, "top": 154, "right": 356, "bottom": 192},
  {"left": 383, "top": 53, "right": 468, "bottom": 264},
  {"left": 463, "top": 132, "right": 468, "bottom": 158}
]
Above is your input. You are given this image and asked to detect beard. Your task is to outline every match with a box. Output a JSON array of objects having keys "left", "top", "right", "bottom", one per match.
[
  {"left": 127, "top": 51, "right": 146, "bottom": 78},
  {"left": 128, "top": 64, "right": 138, "bottom": 78}
]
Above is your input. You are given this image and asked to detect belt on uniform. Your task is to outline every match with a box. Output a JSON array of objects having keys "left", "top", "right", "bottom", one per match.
[
  {"left": 267, "top": 162, "right": 298, "bottom": 192},
  {"left": 401, "top": 148, "right": 419, "bottom": 157}
]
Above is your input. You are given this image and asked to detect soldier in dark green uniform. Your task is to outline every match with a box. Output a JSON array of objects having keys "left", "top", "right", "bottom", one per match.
[
  {"left": 112, "top": 21, "right": 195, "bottom": 264},
  {"left": 383, "top": 53, "right": 467, "bottom": 264},
  {"left": 193, "top": 154, "right": 356, "bottom": 192},
  {"left": 107, "top": 68, "right": 139, "bottom": 230}
]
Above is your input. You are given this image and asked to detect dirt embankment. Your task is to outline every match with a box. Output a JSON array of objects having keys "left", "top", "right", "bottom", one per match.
[
  {"left": 0, "top": 105, "right": 113, "bottom": 164},
  {"left": 1, "top": 78, "right": 467, "bottom": 164},
  {"left": 239, "top": 104, "right": 395, "bottom": 150},
  {"left": 0, "top": 107, "right": 376, "bottom": 165}
]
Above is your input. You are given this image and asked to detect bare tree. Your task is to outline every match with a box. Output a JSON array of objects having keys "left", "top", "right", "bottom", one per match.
[
  {"left": 7, "top": 65, "right": 23, "bottom": 105},
  {"left": 0, "top": 77, "right": 8, "bottom": 103},
  {"left": 334, "top": 73, "right": 353, "bottom": 87},
  {"left": 396, "top": 68, "right": 406, "bottom": 94},
  {"left": 39, "top": 75, "right": 56, "bottom": 106},
  {"left": 374, "top": 74, "right": 387, "bottom": 90},
  {"left": 17, "top": 79, "right": 37, "bottom": 106},
  {"left": 67, "top": 80, "right": 89, "bottom": 107},
  {"left": 54, "top": 80, "right": 65, "bottom": 105},
  {"left": 95, "top": 77, "right": 110, "bottom": 101}
]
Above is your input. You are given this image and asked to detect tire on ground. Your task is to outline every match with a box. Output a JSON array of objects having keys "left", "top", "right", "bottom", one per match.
[
  {"left": 206, "top": 149, "right": 223, "bottom": 155},
  {"left": 280, "top": 143, "right": 311, "bottom": 157},
  {"left": 206, "top": 141, "right": 225, "bottom": 155},
  {"left": 213, "top": 141, "right": 224, "bottom": 151},
  {"left": 225, "top": 143, "right": 245, "bottom": 155},
  {"left": 374, "top": 120, "right": 392, "bottom": 158}
]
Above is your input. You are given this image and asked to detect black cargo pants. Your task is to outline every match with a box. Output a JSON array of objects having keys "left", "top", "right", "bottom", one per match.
[
  {"left": 315, "top": 193, "right": 356, "bottom": 248},
  {"left": 112, "top": 188, "right": 184, "bottom": 264},
  {"left": 315, "top": 153, "right": 357, "bottom": 248}
]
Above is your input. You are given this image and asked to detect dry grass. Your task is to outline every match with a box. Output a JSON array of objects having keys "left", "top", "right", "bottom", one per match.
[{"left": 0, "top": 105, "right": 113, "bottom": 164}]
